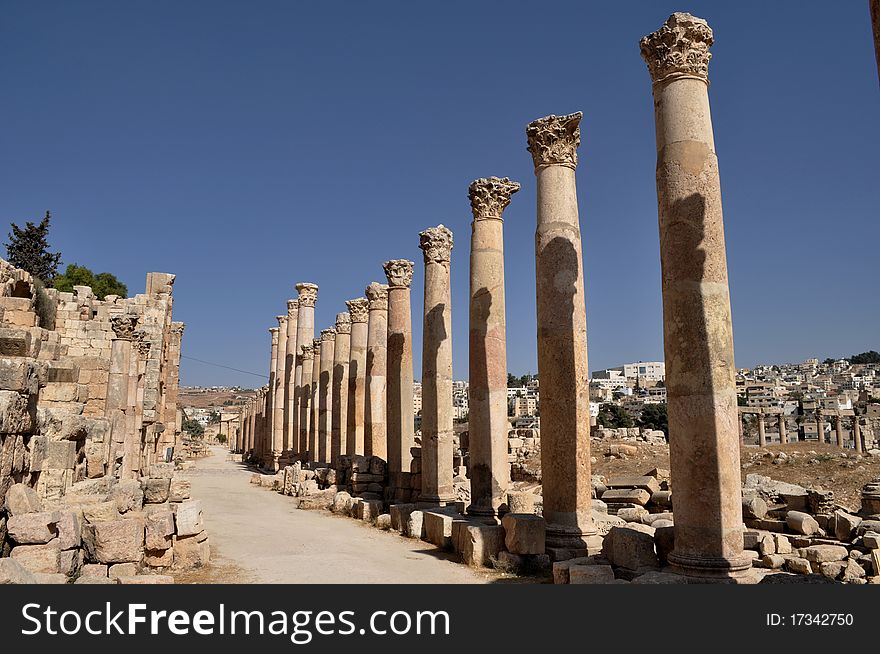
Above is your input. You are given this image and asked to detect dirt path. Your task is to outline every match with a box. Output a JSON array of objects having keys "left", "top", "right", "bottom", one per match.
[{"left": 177, "top": 447, "right": 495, "bottom": 584}]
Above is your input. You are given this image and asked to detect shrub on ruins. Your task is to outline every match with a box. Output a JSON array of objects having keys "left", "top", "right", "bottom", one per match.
[
  {"left": 597, "top": 403, "right": 633, "bottom": 429},
  {"left": 182, "top": 418, "right": 204, "bottom": 439},
  {"left": 5, "top": 210, "right": 62, "bottom": 283},
  {"left": 216, "top": 434, "right": 227, "bottom": 445},
  {"left": 53, "top": 263, "right": 128, "bottom": 300}
]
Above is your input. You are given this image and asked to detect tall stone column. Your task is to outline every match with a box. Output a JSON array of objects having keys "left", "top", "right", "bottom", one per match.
[
  {"left": 778, "top": 414, "right": 787, "bottom": 445},
  {"left": 641, "top": 12, "right": 750, "bottom": 578},
  {"left": 108, "top": 315, "right": 137, "bottom": 480},
  {"left": 364, "top": 283, "right": 388, "bottom": 459},
  {"left": 266, "top": 327, "right": 279, "bottom": 468},
  {"left": 332, "top": 312, "right": 352, "bottom": 468},
  {"left": 835, "top": 414, "right": 845, "bottom": 449},
  {"left": 757, "top": 412, "right": 766, "bottom": 447},
  {"left": 383, "top": 260, "right": 415, "bottom": 499},
  {"left": 293, "top": 283, "right": 318, "bottom": 457},
  {"left": 853, "top": 416, "right": 862, "bottom": 453},
  {"left": 816, "top": 409, "right": 826, "bottom": 444},
  {"left": 526, "top": 112, "right": 595, "bottom": 555},
  {"left": 418, "top": 226, "right": 455, "bottom": 506},
  {"left": 310, "top": 337, "right": 322, "bottom": 461},
  {"left": 467, "top": 177, "right": 519, "bottom": 519},
  {"left": 346, "top": 298, "right": 370, "bottom": 456},
  {"left": 318, "top": 328, "right": 336, "bottom": 464},
  {"left": 282, "top": 299, "right": 299, "bottom": 463},
  {"left": 272, "top": 315, "right": 288, "bottom": 470},
  {"left": 299, "top": 344, "right": 314, "bottom": 461}
]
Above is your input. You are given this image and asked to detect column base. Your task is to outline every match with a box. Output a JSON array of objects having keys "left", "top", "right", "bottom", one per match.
[
  {"left": 417, "top": 494, "right": 457, "bottom": 509},
  {"left": 546, "top": 522, "right": 602, "bottom": 561},
  {"left": 666, "top": 550, "right": 753, "bottom": 581},
  {"left": 466, "top": 505, "right": 501, "bottom": 525}
]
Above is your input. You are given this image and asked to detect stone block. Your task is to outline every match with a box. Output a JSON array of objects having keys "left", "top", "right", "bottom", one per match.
[
  {"left": 786, "top": 511, "right": 820, "bottom": 536},
  {"left": 802, "top": 544, "right": 849, "bottom": 563},
  {"left": 819, "top": 561, "right": 846, "bottom": 579},
  {"left": 145, "top": 548, "right": 174, "bottom": 567},
  {"left": 174, "top": 500, "right": 203, "bottom": 536},
  {"left": 75, "top": 576, "right": 115, "bottom": 584},
  {"left": 117, "top": 575, "right": 174, "bottom": 584},
  {"left": 0, "top": 557, "right": 38, "bottom": 584},
  {"left": 654, "top": 525, "right": 675, "bottom": 565},
  {"left": 862, "top": 532, "right": 880, "bottom": 549},
  {"left": 0, "top": 358, "right": 43, "bottom": 394},
  {"left": 390, "top": 503, "right": 417, "bottom": 532},
  {"left": 773, "top": 533, "right": 792, "bottom": 554},
  {"left": 10, "top": 541, "right": 61, "bottom": 573},
  {"left": 607, "top": 476, "right": 661, "bottom": 494},
  {"left": 109, "top": 562, "right": 138, "bottom": 579},
  {"left": 148, "top": 463, "right": 175, "bottom": 479},
  {"left": 332, "top": 491, "right": 353, "bottom": 514},
  {"left": 834, "top": 510, "right": 862, "bottom": 542},
  {"left": 601, "top": 488, "right": 651, "bottom": 506},
  {"left": 142, "top": 478, "right": 171, "bottom": 503},
  {"left": 82, "top": 501, "right": 121, "bottom": 524},
  {"left": 502, "top": 513, "right": 546, "bottom": 555},
  {"left": 93, "top": 517, "right": 145, "bottom": 564},
  {"left": 356, "top": 499, "right": 383, "bottom": 522},
  {"left": 34, "top": 573, "right": 68, "bottom": 584},
  {"left": 406, "top": 510, "right": 424, "bottom": 539},
  {"left": 617, "top": 507, "right": 649, "bottom": 523},
  {"left": 551, "top": 555, "right": 607, "bottom": 584},
  {"left": 786, "top": 557, "right": 812, "bottom": 574},
  {"left": 458, "top": 524, "right": 505, "bottom": 568},
  {"left": 6, "top": 511, "right": 58, "bottom": 544},
  {"left": 423, "top": 508, "right": 459, "bottom": 550},
  {"left": 80, "top": 563, "right": 108, "bottom": 577},
  {"left": 174, "top": 533, "right": 210, "bottom": 569},
  {"left": 110, "top": 480, "right": 144, "bottom": 514},
  {"left": 0, "top": 390, "right": 34, "bottom": 434},
  {"left": 145, "top": 510, "right": 175, "bottom": 550},
  {"left": 602, "top": 524, "right": 659, "bottom": 571},
  {"left": 168, "top": 478, "right": 191, "bottom": 502},
  {"left": 4, "top": 482, "right": 41, "bottom": 515},
  {"left": 569, "top": 564, "right": 615, "bottom": 584},
  {"left": 376, "top": 514, "right": 392, "bottom": 530}
]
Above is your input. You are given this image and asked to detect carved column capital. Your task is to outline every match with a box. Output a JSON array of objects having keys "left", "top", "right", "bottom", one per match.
[
  {"left": 365, "top": 282, "right": 389, "bottom": 310},
  {"left": 110, "top": 315, "right": 139, "bottom": 340},
  {"left": 301, "top": 343, "right": 314, "bottom": 360},
  {"left": 320, "top": 328, "right": 337, "bottom": 342},
  {"left": 526, "top": 112, "right": 582, "bottom": 171},
  {"left": 418, "top": 225, "right": 453, "bottom": 264},
  {"left": 276, "top": 315, "right": 287, "bottom": 329},
  {"left": 346, "top": 298, "right": 370, "bottom": 323},
  {"left": 335, "top": 312, "right": 352, "bottom": 334},
  {"left": 287, "top": 299, "right": 299, "bottom": 317},
  {"left": 640, "top": 12, "right": 713, "bottom": 85},
  {"left": 383, "top": 259, "right": 414, "bottom": 289},
  {"left": 295, "top": 282, "right": 319, "bottom": 307},
  {"left": 468, "top": 177, "right": 521, "bottom": 221}
]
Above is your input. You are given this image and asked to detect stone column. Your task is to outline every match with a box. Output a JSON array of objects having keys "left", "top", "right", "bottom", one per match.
[
  {"left": 299, "top": 344, "right": 314, "bottom": 460},
  {"left": 853, "top": 416, "right": 862, "bottom": 453},
  {"left": 346, "top": 298, "right": 370, "bottom": 456},
  {"left": 526, "top": 112, "right": 596, "bottom": 555},
  {"left": 282, "top": 299, "right": 299, "bottom": 463},
  {"left": 816, "top": 409, "right": 826, "bottom": 444},
  {"left": 310, "top": 337, "right": 322, "bottom": 461},
  {"left": 757, "top": 412, "right": 766, "bottom": 447},
  {"left": 640, "top": 12, "right": 750, "bottom": 578},
  {"left": 364, "top": 283, "right": 388, "bottom": 459},
  {"left": 293, "top": 283, "right": 318, "bottom": 457},
  {"left": 266, "top": 327, "right": 279, "bottom": 468},
  {"left": 835, "top": 414, "right": 845, "bottom": 449},
  {"left": 272, "top": 315, "right": 288, "bottom": 470},
  {"left": 318, "top": 328, "right": 336, "bottom": 464},
  {"left": 778, "top": 414, "right": 787, "bottom": 445},
  {"left": 108, "top": 315, "right": 137, "bottom": 480},
  {"left": 332, "top": 312, "right": 351, "bottom": 468},
  {"left": 467, "top": 177, "right": 519, "bottom": 520},
  {"left": 418, "top": 226, "right": 455, "bottom": 506},
  {"left": 383, "top": 260, "right": 415, "bottom": 499}
]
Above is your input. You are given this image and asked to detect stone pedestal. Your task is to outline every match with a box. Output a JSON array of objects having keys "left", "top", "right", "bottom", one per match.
[
  {"left": 282, "top": 299, "right": 298, "bottom": 462},
  {"left": 418, "top": 226, "right": 455, "bottom": 506},
  {"left": 299, "top": 343, "right": 314, "bottom": 462},
  {"left": 383, "top": 260, "right": 415, "bottom": 500},
  {"left": 640, "top": 12, "right": 750, "bottom": 579},
  {"left": 318, "top": 329, "right": 336, "bottom": 464},
  {"left": 346, "top": 298, "right": 370, "bottom": 456},
  {"left": 293, "top": 283, "right": 318, "bottom": 458},
  {"left": 364, "top": 283, "right": 388, "bottom": 460},
  {"left": 272, "top": 315, "right": 287, "bottom": 469},
  {"left": 526, "top": 112, "right": 595, "bottom": 550},
  {"left": 331, "top": 312, "right": 351, "bottom": 468},
  {"left": 467, "top": 177, "right": 520, "bottom": 519}
]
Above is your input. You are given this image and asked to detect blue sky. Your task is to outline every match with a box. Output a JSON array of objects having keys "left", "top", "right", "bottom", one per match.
[{"left": 2, "top": 1, "right": 878, "bottom": 387}]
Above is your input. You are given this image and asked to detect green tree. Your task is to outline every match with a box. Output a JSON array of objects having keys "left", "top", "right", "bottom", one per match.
[
  {"left": 850, "top": 351, "right": 880, "bottom": 365},
  {"left": 5, "top": 211, "right": 62, "bottom": 282},
  {"left": 822, "top": 357, "right": 835, "bottom": 366},
  {"left": 216, "top": 433, "right": 227, "bottom": 445},
  {"left": 507, "top": 373, "right": 521, "bottom": 387},
  {"left": 638, "top": 403, "right": 668, "bottom": 438},
  {"left": 737, "top": 395, "right": 748, "bottom": 406},
  {"left": 597, "top": 403, "right": 633, "bottom": 429},
  {"left": 208, "top": 411, "right": 220, "bottom": 424},
  {"left": 182, "top": 418, "right": 204, "bottom": 439},
  {"left": 54, "top": 263, "right": 128, "bottom": 300}
]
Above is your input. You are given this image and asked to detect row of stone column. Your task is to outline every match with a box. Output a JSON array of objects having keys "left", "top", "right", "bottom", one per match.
[
  {"left": 240, "top": 13, "right": 753, "bottom": 579},
  {"left": 742, "top": 410, "right": 864, "bottom": 452}
]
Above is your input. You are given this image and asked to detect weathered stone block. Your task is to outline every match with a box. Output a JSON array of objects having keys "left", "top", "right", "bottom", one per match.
[
  {"left": 174, "top": 500, "right": 203, "bottom": 536},
  {"left": 6, "top": 511, "right": 58, "bottom": 544},
  {"left": 332, "top": 491, "right": 353, "bottom": 514},
  {"left": 786, "top": 557, "right": 811, "bottom": 574},
  {"left": 109, "top": 562, "right": 138, "bottom": 579},
  {"left": 390, "top": 503, "right": 416, "bottom": 532},
  {"left": 459, "top": 524, "right": 505, "bottom": 568},
  {"left": 145, "top": 510, "right": 174, "bottom": 550},
  {"left": 0, "top": 358, "right": 43, "bottom": 394},
  {"left": 145, "top": 548, "right": 174, "bottom": 567},
  {"left": 82, "top": 501, "right": 121, "bottom": 524},
  {"left": 802, "top": 544, "right": 848, "bottom": 564},
  {"left": 607, "top": 476, "right": 661, "bottom": 494},
  {"left": 602, "top": 524, "right": 658, "bottom": 571},
  {"left": 786, "top": 511, "right": 820, "bottom": 536},
  {"left": 117, "top": 574, "right": 174, "bottom": 584},
  {"left": 80, "top": 563, "right": 108, "bottom": 577},
  {"left": 502, "top": 513, "right": 546, "bottom": 555},
  {"left": 617, "top": 506, "right": 649, "bottom": 523},
  {"left": 174, "top": 533, "right": 210, "bottom": 569},
  {"left": 142, "top": 478, "right": 171, "bottom": 504},
  {"left": 356, "top": 499, "right": 383, "bottom": 522},
  {"left": 406, "top": 510, "right": 424, "bottom": 539},
  {"left": 93, "top": 517, "right": 145, "bottom": 564},
  {"left": 423, "top": 508, "right": 458, "bottom": 550},
  {"left": 168, "top": 478, "right": 190, "bottom": 502},
  {"left": 110, "top": 480, "right": 144, "bottom": 514},
  {"left": 148, "top": 463, "right": 175, "bottom": 479},
  {"left": 4, "top": 482, "right": 41, "bottom": 515},
  {"left": 0, "top": 557, "right": 38, "bottom": 584},
  {"left": 834, "top": 510, "right": 862, "bottom": 542},
  {"left": 376, "top": 514, "right": 392, "bottom": 530},
  {"left": 10, "top": 541, "right": 61, "bottom": 573},
  {"left": 0, "top": 391, "right": 34, "bottom": 434},
  {"left": 569, "top": 564, "right": 615, "bottom": 584}
]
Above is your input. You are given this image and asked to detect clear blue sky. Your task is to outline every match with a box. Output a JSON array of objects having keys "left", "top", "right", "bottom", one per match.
[{"left": 2, "top": 1, "right": 878, "bottom": 388}]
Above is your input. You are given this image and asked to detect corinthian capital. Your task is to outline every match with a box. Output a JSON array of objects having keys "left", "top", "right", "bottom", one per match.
[
  {"left": 320, "top": 328, "right": 336, "bottom": 342},
  {"left": 287, "top": 299, "right": 299, "bottom": 317},
  {"left": 383, "top": 259, "right": 414, "bottom": 289},
  {"left": 295, "top": 282, "right": 319, "bottom": 307},
  {"left": 365, "top": 283, "right": 389, "bottom": 311},
  {"left": 418, "top": 225, "right": 453, "bottom": 264},
  {"left": 526, "top": 112, "right": 582, "bottom": 171},
  {"left": 269, "top": 327, "right": 279, "bottom": 345},
  {"left": 346, "top": 298, "right": 370, "bottom": 323},
  {"left": 640, "top": 13, "right": 713, "bottom": 84},
  {"left": 276, "top": 315, "right": 287, "bottom": 329},
  {"left": 335, "top": 312, "right": 352, "bottom": 334},
  {"left": 110, "top": 315, "right": 139, "bottom": 340},
  {"left": 468, "top": 177, "right": 521, "bottom": 221},
  {"left": 301, "top": 343, "right": 314, "bottom": 360},
  {"left": 170, "top": 321, "right": 185, "bottom": 336}
]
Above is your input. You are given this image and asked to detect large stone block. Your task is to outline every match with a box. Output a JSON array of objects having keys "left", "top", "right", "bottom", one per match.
[
  {"left": 174, "top": 532, "right": 210, "bottom": 569},
  {"left": 0, "top": 557, "right": 38, "bottom": 584},
  {"left": 458, "top": 524, "right": 505, "bottom": 567},
  {"left": 6, "top": 511, "right": 58, "bottom": 544},
  {"left": 0, "top": 358, "right": 43, "bottom": 394},
  {"left": 786, "top": 511, "right": 820, "bottom": 536},
  {"left": 833, "top": 510, "right": 862, "bottom": 542},
  {"left": 602, "top": 524, "right": 658, "bottom": 571},
  {"left": 601, "top": 488, "right": 651, "bottom": 506},
  {"left": 4, "top": 483, "right": 42, "bottom": 515},
  {"left": 423, "top": 508, "right": 459, "bottom": 550},
  {"left": 174, "top": 500, "right": 203, "bottom": 537},
  {"left": 145, "top": 548, "right": 174, "bottom": 567},
  {"left": 506, "top": 491, "right": 536, "bottom": 514},
  {"left": 168, "top": 479, "right": 190, "bottom": 502},
  {"left": 569, "top": 564, "right": 615, "bottom": 584},
  {"left": 145, "top": 511, "right": 175, "bottom": 550},
  {"left": 10, "top": 541, "right": 62, "bottom": 573},
  {"left": 502, "top": 513, "right": 546, "bottom": 555},
  {"left": 406, "top": 510, "right": 424, "bottom": 539},
  {"left": 390, "top": 503, "right": 417, "bottom": 533},
  {"left": 142, "top": 478, "right": 171, "bottom": 504},
  {"left": 607, "top": 476, "right": 661, "bottom": 494},
  {"left": 148, "top": 463, "right": 175, "bottom": 479},
  {"left": 93, "top": 517, "right": 145, "bottom": 564},
  {"left": 109, "top": 480, "right": 144, "bottom": 514},
  {"left": 82, "top": 501, "right": 121, "bottom": 524},
  {"left": 802, "top": 544, "right": 849, "bottom": 564},
  {"left": 356, "top": 499, "right": 383, "bottom": 522}
]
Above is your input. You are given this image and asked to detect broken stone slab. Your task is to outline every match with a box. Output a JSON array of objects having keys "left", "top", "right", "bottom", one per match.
[
  {"left": 786, "top": 511, "right": 820, "bottom": 536},
  {"left": 406, "top": 510, "right": 424, "bottom": 539},
  {"left": 389, "top": 503, "right": 417, "bottom": 532},
  {"left": 617, "top": 506, "right": 649, "bottom": 523},
  {"left": 0, "top": 390, "right": 35, "bottom": 434},
  {"left": 376, "top": 514, "right": 392, "bottom": 530},
  {"left": 173, "top": 533, "right": 210, "bottom": 569},
  {"left": 0, "top": 557, "right": 38, "bottom": 584},
  {"left": 82, "top": 501, "right": 121, "bottom": 524},
  {"left": 117, "top": 575, "right": 174, "bottom": 584},
  {"left": 332, "top": 491, "right": 353, "bottom": 514},
  {"left": 356, "top": 499, "right": 383, "bottom": 522},
  {"left": 145, "top": 547, "right": 174, "bottom": 567},
  {"left": 569, "top": 564, "right": 615, "bottom": 584},
  {"left": 75, "top": 576, "right": 115, "bottom": 584},
  {"left": 607, "top": 476, "right": 661, "bottom": 494},
  {"left": 4, "top": 483, "right": 42, "bottom": 515},
  {"left": 601, "top": 488, "right": 651, "bottom": 506},
  {"left": 109, "top": 562, "right": 138, "bottom": 579},
  {"left": 786, "top": 557, "right": 812, "bottom": 574},
  {"left": 501, "top": 513, "right": 546, "bottom": 555},
  {"left": 862, "top": 532, "right": 880, "bottom": 549},
  {"left": 552, "top": 555, "right": 609, "bottom": 584},
  {"left": 802, "top": 544, "right": 849, "bottom": 564},
  {"left": 94, "top": 517, "right": 145, "bottom": 564},
  {"left": 833, "top": 510, "right": 862, "bottom": 542},
  {"left": 602, "top": 524, "right": 659, "bottom": 571},
  {"left": 148, "top": 463, "right": 175, "bottom": 479},
  {"left": 642, "top": 512, "right": 674, "bottom": 527},
  {"left": 0, "top": 358, "right": 44, "bottom": 394},
  {"left": 80, "top": 563, "right": 108, "bottom": 577},
  {"left": 742, "top": 496, "right": 768, "bottom": 520},
  {"left": 174, "top": 500, "right": 203, "bottom": 537}
]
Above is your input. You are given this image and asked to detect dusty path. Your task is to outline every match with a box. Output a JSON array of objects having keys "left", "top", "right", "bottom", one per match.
[{"left": 178, "top": 447, "right": 494, "bottom": 584}]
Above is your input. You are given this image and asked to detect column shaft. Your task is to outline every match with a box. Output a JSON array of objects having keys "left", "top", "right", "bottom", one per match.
[
  {"left": 310, "top": 338, "right": 321, "bottom": 461},
  {"left": 332, "top": 313, "right": 352, "bottom": 468},
  {"left": 364, "top": 283, "right": 388, "bottom": 460},
  {"left": 293, "top": 283, "right": 318, "bottom": 457},
  {"left": 318, "top": 330, "right": 336, "bottom": 464},
  {"left": 283, "top": 300, "right": 299, "bottom": 461},
  {"left": 346, "top": 299, "right": 370, "bottom": 456},
  {"left": 272, "top": 316, "right": 287, "bottom": 470}
]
